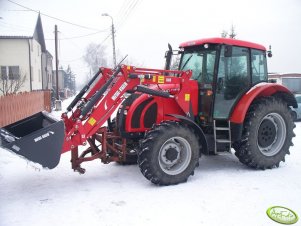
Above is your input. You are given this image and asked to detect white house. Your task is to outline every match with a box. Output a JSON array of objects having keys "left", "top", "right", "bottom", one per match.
[
  {"left": 0, "top": 12, "right": 52, "bottom": 95},
  {"left": 43, "top": 50, "right": 53, "bottom": 90},
  {"left": 268, "top": 73, "right": 301, "bottom": 94}
]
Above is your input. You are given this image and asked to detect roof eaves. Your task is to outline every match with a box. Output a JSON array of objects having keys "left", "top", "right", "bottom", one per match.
[{"left": 0, "top": 35, "right": 32, "bottom": 39}]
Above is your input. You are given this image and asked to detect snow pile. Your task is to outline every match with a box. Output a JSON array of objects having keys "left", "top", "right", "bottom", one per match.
[{"left": 0, "top": 98, "right": 300, "bottom": 226}]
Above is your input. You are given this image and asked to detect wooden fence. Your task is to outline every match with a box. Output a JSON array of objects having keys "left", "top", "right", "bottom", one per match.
[{"left": 0, "top": 90, "right": 51, "bottom": 127}]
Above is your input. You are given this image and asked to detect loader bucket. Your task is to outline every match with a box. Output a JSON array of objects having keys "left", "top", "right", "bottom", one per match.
[{"left": 0, "top": 111, "right": 65, "bottom": 169}]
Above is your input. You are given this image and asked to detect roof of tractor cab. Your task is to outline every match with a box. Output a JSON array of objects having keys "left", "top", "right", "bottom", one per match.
[{"left": 179, "top": 37, "right": 266, "bottom": 51}]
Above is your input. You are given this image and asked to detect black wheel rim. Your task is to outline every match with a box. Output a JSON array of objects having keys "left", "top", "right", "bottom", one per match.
[
  {"left": 257, "top": 113, "right": 286, "bottom": 156},
  {"left": 158, "top": 136, "right": 192, "bottom": 175},
  {"left": 258, "top": 119, "right": 277, "bottom": 148}
]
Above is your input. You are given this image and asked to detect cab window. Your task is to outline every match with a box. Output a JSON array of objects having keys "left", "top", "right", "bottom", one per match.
[
  {"left": 180, "top": 48, "right": 217, "bottom": 83},
  {"left": 251, "top": 49, "right": 267, "bottom": 84}
]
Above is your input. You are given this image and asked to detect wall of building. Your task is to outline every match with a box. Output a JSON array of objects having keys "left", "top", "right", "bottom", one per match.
[
  {"left": 0, "top": 38, "right": 44, "bottom": 94},
  {"left": 0, "top": 38, "right": 31, "bottom": 92},
  {"left": 46, "top": 53, "right": 53, "bottom": 90},
  {"left": 41, "top": 52, "right": 47, "bottom": 89},
  {"left": 29, "top": 39, "right": 42, "bottom": 90}
]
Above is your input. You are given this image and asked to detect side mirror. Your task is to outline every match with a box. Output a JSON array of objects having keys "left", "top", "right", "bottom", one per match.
[
  {"left": 224, "top": 45, "right": 232, "bottom": 57},
  {"left": 164, "top": 43, "right": 173, "bottom": 71},
  {"left": 267, "top": 45, "right": 273, "bottom": 57}
]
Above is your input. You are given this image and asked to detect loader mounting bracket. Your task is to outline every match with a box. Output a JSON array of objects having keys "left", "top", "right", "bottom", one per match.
[{"left": 70, "top": 127, "right": 127, "bottom": 173}]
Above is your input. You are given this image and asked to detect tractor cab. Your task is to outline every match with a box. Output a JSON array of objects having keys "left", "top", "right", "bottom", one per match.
[{"left": 175, "top": 38, "right": 268, "bottom": 122}]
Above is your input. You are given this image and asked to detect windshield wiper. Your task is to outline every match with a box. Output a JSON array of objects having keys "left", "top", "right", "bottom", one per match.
[{"left": 180, "top": 54, "right": 193, "bottom": 71}]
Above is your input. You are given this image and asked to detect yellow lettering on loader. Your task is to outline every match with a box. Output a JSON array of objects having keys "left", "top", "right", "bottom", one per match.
[{"left": 158, "top": 76, "right": 165, "bottom": 84}]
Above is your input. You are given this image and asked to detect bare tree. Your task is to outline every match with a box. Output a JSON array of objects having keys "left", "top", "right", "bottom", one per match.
[
  {"left": 0, "top": 72, "right": 26, "bottom": 96},
  {"left": 115, "top": 49, "right": 144, "bottom": 68},
  {"left": 229, "top": 24, "right": 237, "bottom": 39},
  {"left": 221, "top": 25, "right": 237, "bottom": 39},
  {"left": 221, "top": 30, "right": 228, "bottom": 38},
  {"left": 83, "top": 43, "right": 108, "bottom": 74},
  {"left": 121, "top": 56, "right": 144, "bottom": 68}
]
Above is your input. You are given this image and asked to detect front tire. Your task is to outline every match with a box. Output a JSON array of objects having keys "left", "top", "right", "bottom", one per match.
[
  {"left": 138, "top": 121, "right": 200, "bottom": 185},
  {"left": 234, "top": 97, "right": 295, "bottom": 169}
]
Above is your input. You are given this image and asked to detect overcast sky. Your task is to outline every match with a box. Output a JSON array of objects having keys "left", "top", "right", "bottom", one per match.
[{"left": 0, "top": 0, "right": 301, "bottom": 86}]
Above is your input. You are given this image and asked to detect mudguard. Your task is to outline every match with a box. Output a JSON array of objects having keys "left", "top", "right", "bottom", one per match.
[
  {"left": 230, "top": 83, "right": 297, "bottom": 124},
  {"left": 167, "top": 114, "right": 208, "bottom": 154}
]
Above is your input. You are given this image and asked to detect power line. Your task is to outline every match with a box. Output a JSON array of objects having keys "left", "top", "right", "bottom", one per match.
[
  {"left": 45, "top": 29, "right": 110, "bottom": 40},
  {"left": 79, "top": 0, "right": 142, "bottom": 65},
  {"left": 7, "top": 0, "right": 104, "bottom": 31},
  {"left": 116, "top": 0, "right": 136, "bottom": 27},
  {"left": 0, "top": 20, "right": 33, "bottom": 31},
  {"left": 58, "top": 33, "right": 111, "bottom": 63},
  {"left": 0, "top": 20, "right": 54, "bottom": 37},
  {"left": 83, "top": 33, "right": 111, "bottom": 57},
  {"left": 60, "top": 56, "right": 83, "bottom": 63},
  {"left": 116, "top": 0, "right": 141, "bottom": 30}
]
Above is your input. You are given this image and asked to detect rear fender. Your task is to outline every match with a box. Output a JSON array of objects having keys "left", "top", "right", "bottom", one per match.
[{"left": 230, "top": 83, "right": 297, "bottom": 124}]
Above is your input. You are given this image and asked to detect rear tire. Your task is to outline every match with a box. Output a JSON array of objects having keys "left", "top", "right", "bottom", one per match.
[
  {"left": 234, "top": 97, "right": 295, "bottom": 169},
  {"left": 138, "top": 121, "right": 200, "bottom": 185}
]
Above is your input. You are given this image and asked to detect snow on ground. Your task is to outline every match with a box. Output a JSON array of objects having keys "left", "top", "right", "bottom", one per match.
[{"left": 1, "top": 97, "right": 301, "bottom": 226}]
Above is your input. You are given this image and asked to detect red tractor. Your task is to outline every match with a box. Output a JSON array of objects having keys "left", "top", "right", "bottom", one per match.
[{"left": 0, "top": 37, "right": 297, "bottom": 185}]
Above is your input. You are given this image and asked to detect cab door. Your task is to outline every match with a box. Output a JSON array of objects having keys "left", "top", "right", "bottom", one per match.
[
  {"left": 213, "top": 45, "right": 251, "bottom": 119},
  {"left": 180, "top": 46, "right": 218, "bottom": 122}
]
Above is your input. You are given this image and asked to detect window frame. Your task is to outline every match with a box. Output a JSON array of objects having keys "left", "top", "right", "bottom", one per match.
[
  {"left": 1, "top": 66, "right": 8, "bottom": 80},
  {"left": 250, "top": 49, "right": 268, "bottom": 85},
  {"left": 179, "top": 45, "right": 218, "bottom": 83},
  {"left": 8, "top": 66, "right": 20, "bottom": 80},
  {"left": 1, "top": 66, "right": 20, "bottom": 80}
]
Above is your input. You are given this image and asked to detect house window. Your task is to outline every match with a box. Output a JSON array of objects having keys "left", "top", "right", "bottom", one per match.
[
  {"left": 9, "top": 66, "right": 20, "bottom": 80},
  {"left": 1, "top": 66, "right": 20, "bottom": 80},
  {"left": 1, "top": 66, "right": 7, "bottom": 80}
]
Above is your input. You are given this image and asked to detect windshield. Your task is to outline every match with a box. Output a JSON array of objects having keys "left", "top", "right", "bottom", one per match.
[{"left": 180, "top": 49, "right": 216, "bottom": 83}]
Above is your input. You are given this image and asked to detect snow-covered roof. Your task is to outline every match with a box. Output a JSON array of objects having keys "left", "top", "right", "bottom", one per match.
[
  {"left": 268, "top": 73, "right": 301, "bottom": 78},
  {"left": 0, "top": 10, "right": 46, "bottom": 51}
]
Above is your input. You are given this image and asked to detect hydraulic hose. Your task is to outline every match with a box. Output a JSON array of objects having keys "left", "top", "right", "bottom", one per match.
[
  {"left": 136, "top": 85, "right": 172, "bottom": 98},
  {"left": 80, "top": 66, "right": 122, "bottom": 118},
  {"left": 66, "top": 69, "right": 102, "bottom": 112}
]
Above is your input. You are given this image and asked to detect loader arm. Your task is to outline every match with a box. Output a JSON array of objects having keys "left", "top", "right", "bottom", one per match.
[
  {"left": 62, "top": 65, "right": 192, "bottom": 153},
  {"left": 0, "top": 64, "right": 193, "bottom": 171}
]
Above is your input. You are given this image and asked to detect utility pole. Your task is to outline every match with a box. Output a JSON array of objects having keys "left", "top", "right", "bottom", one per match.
[
  {"left": 54, "top": 24, "right": 62, "bottom": 110},
  {"left": 102, "top": 13, "right": 116, "bottom": 67},
  {"left": 55, "top": 25, "right": 59, "bottom": 100},
  {"left": 111, "top": 22, "right": 116, "bottom": 67}
]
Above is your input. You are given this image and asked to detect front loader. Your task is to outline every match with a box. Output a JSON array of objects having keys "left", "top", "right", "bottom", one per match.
[{"left": 0, "top": 37, "right": 297, "bottom": 185}]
